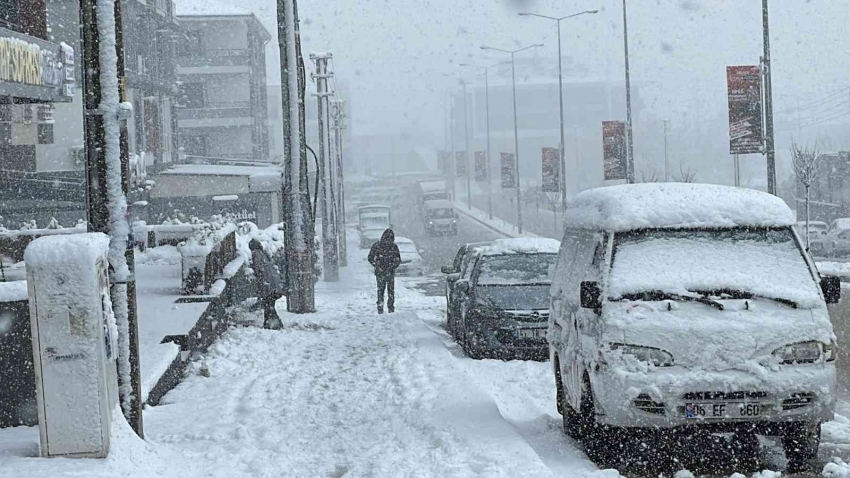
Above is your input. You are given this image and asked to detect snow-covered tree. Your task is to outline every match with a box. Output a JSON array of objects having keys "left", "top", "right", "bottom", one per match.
[{"left": 791, "top": 143, "right": 825, "bottom": 251}]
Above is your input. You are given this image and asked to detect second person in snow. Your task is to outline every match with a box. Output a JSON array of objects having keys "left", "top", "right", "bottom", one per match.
[{"left": 367, "top": 229, "right": 401, "bottom": 314}]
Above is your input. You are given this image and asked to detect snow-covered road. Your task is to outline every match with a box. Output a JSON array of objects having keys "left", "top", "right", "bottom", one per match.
[{"left": 142, "top": 248, "right": 607, "bottom": 477}]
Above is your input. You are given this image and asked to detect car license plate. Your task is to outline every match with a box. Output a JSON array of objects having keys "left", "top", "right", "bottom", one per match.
[
  {"left": 516, "top": 328, "right": 546, "bottom": 340},
  {"left": 683, "top": 402, "right": 762, "bottom": 419}
]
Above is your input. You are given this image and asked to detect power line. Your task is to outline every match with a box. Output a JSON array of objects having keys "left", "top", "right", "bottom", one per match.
[
  {"left": 795, "top": 99, "right": 850, "bottom": 125},
  {"left": 798, "top": 109, "right": 849, "bottom": 129},
  {"left": 776, "top": 87, "right": 848, "bottom": 115}
]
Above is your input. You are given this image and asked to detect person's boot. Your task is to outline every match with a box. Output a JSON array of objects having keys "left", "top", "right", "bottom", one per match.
[
  {"left": 377, "top": 306, "right": 384, "bottom": 314},
  {"left": 388, "top": 305, "right": 394, "bottom": 314}
]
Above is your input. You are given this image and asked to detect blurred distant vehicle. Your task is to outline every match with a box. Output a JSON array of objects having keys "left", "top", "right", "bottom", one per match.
[
  {"left": 415, "top": 179, "right": 448, "bottom": 213},
  {"left": 422, "top": 199, "right": 457, "bottom": 235},
  {"left": 358, "top": 205, "right": 392, "bottom": 249},
  {"left": 394, "top": 237, "right": 423, "bottom": 276},
  {"left": 795, "top": 220, "right": 827, "bottom": 255},
  {"left": 823, "top": 218, "right": 850, "bottom": 257}
]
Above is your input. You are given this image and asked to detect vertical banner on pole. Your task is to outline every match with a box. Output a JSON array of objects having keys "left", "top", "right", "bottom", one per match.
[
  {"left": 726, "top": 65, "right": 763, "bottom": 154},
  {"left": 602, "top": 121, "right": 627, "bottom": 180},
  {"left": 474, "top": 151, "right": 487, "bottom": 182},
  {"left": 455, "top": 151, "right": 467, "bottom": 176},
  {"left": 501, "top": 152, "right": 515, "bottom": 188},
  {"left": 438, "top": 150, "right": 450, "bottom": 175},
  {"left": 541, "top": 147, "right": 560, "bottom": 192}
]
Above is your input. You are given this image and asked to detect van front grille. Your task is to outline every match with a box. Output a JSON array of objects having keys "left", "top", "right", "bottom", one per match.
[
  {"left": 681, "top": 391, "right": 768, "bottom": 401},
  {"left": 782, "top": 392, "right": 816, "bottom": 410}
]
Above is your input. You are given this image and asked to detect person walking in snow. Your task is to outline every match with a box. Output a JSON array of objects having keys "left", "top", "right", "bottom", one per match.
[
  {"left": 249, "top": 239, "right": 285, "bottom": 329},
  {"left": 367, "top": 229, "right": 401, "bottom": 314}
]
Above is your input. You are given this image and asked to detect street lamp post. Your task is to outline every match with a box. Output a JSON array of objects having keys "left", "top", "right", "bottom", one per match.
[
  {"left": 481, "top": 43, "right": 543, "bottom": 235},
  {"left": 622, "top": 0, "right": 635, "bottom": 184},
  {"left": 459, "top": 62, "right": 502, "bottom": 220},
  {"left": 519, "top": 9, "right": 598, "bottom": 208},
  {"left": 462, "top": 79, "right": 472, "bottom": 209}
]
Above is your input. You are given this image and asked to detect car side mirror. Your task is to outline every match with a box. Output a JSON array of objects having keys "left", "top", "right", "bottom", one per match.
[
  {"left": 447, "top": 273, "right": 460, "bottom": 283},
  {"left": 821, "top": 275, "right": 841, "bottom": 304},
  {"left": 455, "top": 280, "right": 470, "bottom": 294},
  {"left": 580, "top": 281, "right": 602, "bottom": 310}
]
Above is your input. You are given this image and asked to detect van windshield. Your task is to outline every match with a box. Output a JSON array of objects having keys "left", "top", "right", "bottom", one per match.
[
  {"left": 429, "top": 208, "right": 454, "bottom": 219},
  {"left": 610, "top": 227, "right": 822, "bottom": 308}
]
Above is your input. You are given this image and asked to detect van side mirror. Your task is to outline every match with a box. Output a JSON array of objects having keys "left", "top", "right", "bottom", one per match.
[
  {"left": 821, "top": 275, "right": 841, "bottom": 304},
  {"left": 580, "top": 281, "right": 602, "bottom": 309},
  {"left": 455, "top": 280, "right": 470, "bottom": 294},
  {"left": 440, "top": 265, "right": 454, "bottom": 274}
]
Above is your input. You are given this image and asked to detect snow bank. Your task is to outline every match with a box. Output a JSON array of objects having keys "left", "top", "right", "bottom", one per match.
[
  {"left": 480, "top": 237, "right": 561, "bottom": 256},
  {"left": 566, "top": 183, "right": 796, "bottom": 232},
  {"left": 135, "top": 245, "right": 181, "bottom": 266},
  {"left": 825, "top": 457, "right": 850, "bottom": 477},
  {"left": 0, "top": 280, "right": 26, "bottom": 303}
]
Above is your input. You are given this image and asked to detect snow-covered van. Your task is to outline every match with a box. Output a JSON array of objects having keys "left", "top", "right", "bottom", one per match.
[
  {"left": 357, "top": 205, "right": 392, "bottom": 249},
  {"left": 548, "top": 183, "right": 841, "bottom": 470}
]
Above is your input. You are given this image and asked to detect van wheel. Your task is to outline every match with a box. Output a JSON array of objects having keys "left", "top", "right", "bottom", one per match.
[
  {"left": 460, "top": 306, "right": 485, "bottom": 360},
  {"left": 784, "top": 422, "right": 820, "bottom": 473},
  {"left": 730, "top": 431, "right": 761, "bottom": 472},
  {"left": 580, "top": 375, "right": 622, "bottom": 467},
  {"left": 555, "top": 358, "right": 582, "bottom": 439}
]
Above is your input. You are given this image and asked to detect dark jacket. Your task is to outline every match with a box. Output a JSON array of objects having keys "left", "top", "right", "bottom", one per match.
[
  {"left": 250, "top": 239, "right": 286, "bottom": 299},
  {"left": 368, "top": 229, "right": 401, "bottom": 276}
]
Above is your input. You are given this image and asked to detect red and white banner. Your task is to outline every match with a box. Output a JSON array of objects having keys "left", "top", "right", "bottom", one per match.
[
  {"left": 474, "top": 151, "right": 487, "bottom": 182},
  {"left": 541, "top": 147, "right": 560, "bottom": 192},
  {"left": 726, "top": 65, "right": 763, "bottom": 154},
  {"left": 602, "top": 121, "right": 626, "bottom": 180},
  {"left": 501, "top": 152, "right": 515, "bottom": 188}
]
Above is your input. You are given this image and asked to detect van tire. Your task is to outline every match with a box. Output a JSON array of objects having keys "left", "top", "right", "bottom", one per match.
[
  {"left": 730, "top": 431, "right": 760, "bottom": 472},
  {"left": 580, "top": 374, "right": 622, "bottom": 467},
  {"left": 784, "top": 422, "right": 820, "bottom": 473},
  {"left": 460, "top": 306, "right": 485, "bottom": 360},
  {"left": 555, "top": 357, "right": 582, "bottom": 439}
]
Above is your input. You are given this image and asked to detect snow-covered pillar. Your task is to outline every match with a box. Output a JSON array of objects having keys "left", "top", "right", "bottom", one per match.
[{"left": 80, "top": 0, "right": 143, "bottom": 436}]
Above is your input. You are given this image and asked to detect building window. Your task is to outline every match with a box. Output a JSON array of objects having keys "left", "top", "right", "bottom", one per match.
[{"left": 37, "top": 124, "right": 53, "bottom": 144}]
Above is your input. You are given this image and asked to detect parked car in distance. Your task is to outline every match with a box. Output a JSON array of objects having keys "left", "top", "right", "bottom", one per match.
[
  {"left": 358, "top": 205, "right": 392, "bottom": 249},
  {"left": 549, "top": 183, "right": 839, "bottom": 471},
  {"left": 823, "top": 218, "right": 850, "bottom": 257},
  {"left": 441, "top": 241, "right": 492, "bottom": 336},
  {"left": 796, "top": 221, "right": 828, "bottom": 255},
  {"left": 422, "top": 199, "right": 458, "bottom": 235},
  {"left": 454, "top": 238, "right": 560, "bottom": 360},
  {"left": 394, "top": 237, "right": 424, "bottom": 276}
]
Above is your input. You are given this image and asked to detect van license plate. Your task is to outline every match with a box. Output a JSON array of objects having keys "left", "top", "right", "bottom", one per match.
[
  {"left": 516, "top": 328, "right": 546, "bottom": 340},
  {"left": 684, "top": 403, "right": 762, "bottom": 419}
]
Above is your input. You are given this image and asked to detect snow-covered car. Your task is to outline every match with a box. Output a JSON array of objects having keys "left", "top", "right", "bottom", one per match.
[
  {"left": 823, "top": 218, "right": 850, "bottom": 257},
  {"left": 394, "top": 237, "right": 423, "bottom": 276},
  {"left": 454, "top": 238, "right": 560, "bottom": 360},
  {"left": 441, "top": 241, "right": 491, "bottom": 336},
  {"left": 796, "top": 221, "right": 828, "bottom": 255},
  {"left": 549, "top": 183, "right": 840, "bottom": 471}
]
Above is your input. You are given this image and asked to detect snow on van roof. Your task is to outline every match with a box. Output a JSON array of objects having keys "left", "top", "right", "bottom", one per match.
[
  {"left": 418, "top": 179, "right": 446, "bottom": 193},
  {"left": 480, "top": 238, "right": 560, "bottom": 256},
  {"left": 424, "top": 199, "right": 453, "bottom": 208},
  {"left": 831, "top": 218, "right": 850, "bottom": 230},
  {"left": 566, "top": 183, "right": 795, "bottom": 231}
]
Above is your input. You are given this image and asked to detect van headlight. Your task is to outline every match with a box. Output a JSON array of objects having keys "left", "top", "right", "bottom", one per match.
[
  {"left": 611, "top": 343, "right": 674, "bottom": 367},
  {"left": 773, "top": 341, "right": 834, "bottom": 364}
]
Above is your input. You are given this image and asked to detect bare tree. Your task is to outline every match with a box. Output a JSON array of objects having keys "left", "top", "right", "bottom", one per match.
[
  {"left": 638, "top": 166, "right": 660, "bottom": 183},
  {"left": 791, "top": 143, "right": 825, "bottom": 251},
  {"left": 673, "top": 164, "right": 698, "bottom": 183}
]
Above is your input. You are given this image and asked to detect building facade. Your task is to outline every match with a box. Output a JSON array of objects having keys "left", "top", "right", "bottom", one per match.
[{"left": 175, "top": 14, "right": 270, "bottom": 162}]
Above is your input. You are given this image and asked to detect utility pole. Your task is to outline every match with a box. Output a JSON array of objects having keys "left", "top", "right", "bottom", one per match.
[
  {"left": 278, "top": 0, "right": 314, "bottom": 312},
  {"left": 460, "top": 62, "right": 500, "bottom": 220},
  {"left": 331, "top": 98, "right": 347, "bottom": 267},
  {"left": 762, "top": 0, "right": 777, "bottom": 195},
  {"left": 462, "top": 79, "right": 472, "bottom": 209},
  {"left": 449, "top": 92, "right": 457, "bottom": 201},
  {"left": 80, "top": 0, "right": 142, "bottom": 437},
  {"left": 663, "top": 119, "right": 669, "bottom": 182},
  {"left": 310, "top": 52, "right": 338, "bottom": 282},
  {"left": 622, "top": 0, "right": 635, "bottom": 184}
]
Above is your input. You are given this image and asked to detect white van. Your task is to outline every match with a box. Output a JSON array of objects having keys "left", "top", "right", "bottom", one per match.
[{"left": 548, "top": 183, "right": 840, "bottom": 470}]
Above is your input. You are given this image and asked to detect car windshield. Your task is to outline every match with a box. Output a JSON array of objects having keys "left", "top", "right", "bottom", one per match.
[
  {"left": 429, "top": 208, "right": 454, "bottom": 219},
  {"left": 477, "top": 253, "right": 557, "bottom": 285},
  {"left": 610, "top": 227, "right": 822, "bottom": 308},
  {"left": 477, "top": 284, "right": 550, "bottom": 310},
  {"left": 361, "top": 215, "right": 389, "bottom": 230}
]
